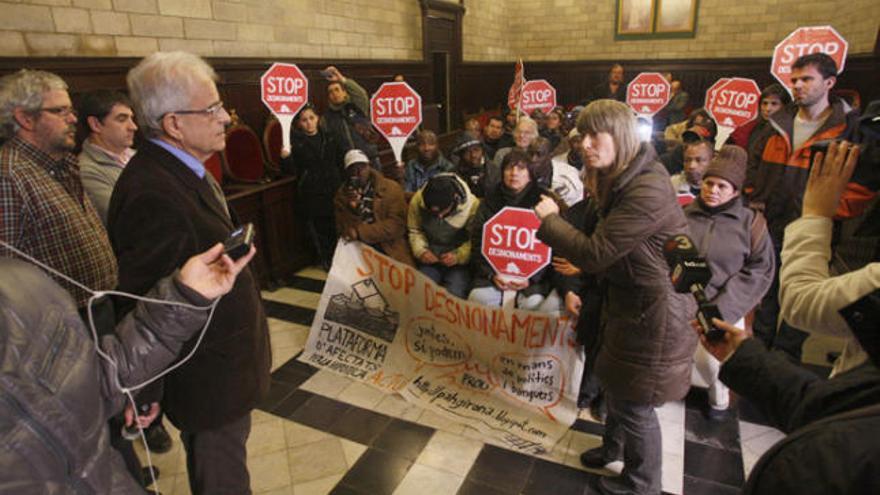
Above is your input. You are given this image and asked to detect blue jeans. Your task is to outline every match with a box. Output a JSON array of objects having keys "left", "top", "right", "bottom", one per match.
[
  {"left": 599, "top": 395, "right": 662, "bottom": 495},
  {"left": 418, "top": 263, "right": 471, "bottom": 299}
]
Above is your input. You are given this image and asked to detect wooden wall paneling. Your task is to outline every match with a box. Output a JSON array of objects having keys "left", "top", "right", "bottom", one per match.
[
  {"left": 226, "top": 188, "right": 271, "bottom": 285},
  {"left": 225, "top": 177, "right": 312, "bottom": 287},
  {"left": 258, "top": 177, "right": 312, "bottom": 281}
]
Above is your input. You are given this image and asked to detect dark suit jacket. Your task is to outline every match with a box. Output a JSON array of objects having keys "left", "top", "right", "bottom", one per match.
[{"left": 107, "top": 140, "right": 271, "bottom": 432}]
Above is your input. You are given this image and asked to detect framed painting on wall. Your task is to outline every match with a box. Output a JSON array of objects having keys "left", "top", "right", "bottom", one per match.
[
  {"left": 615, "top": 0, "right": 699, "bottom": 39},
  {"left": 656, "top": 0, "right": 698, "bottom": 33},
  {"left": 617, "top": 0, "right": 655, "bottom": 35}
]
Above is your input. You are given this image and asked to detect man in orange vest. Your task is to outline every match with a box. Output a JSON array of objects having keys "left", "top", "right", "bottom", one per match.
[{"left": 746, "top": 52, "right": 859, "bottom": 360}]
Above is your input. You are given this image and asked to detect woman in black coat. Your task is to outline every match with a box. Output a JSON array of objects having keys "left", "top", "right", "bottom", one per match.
[{"left": 280, "top": 104, "right": 347, "bottom": 269}]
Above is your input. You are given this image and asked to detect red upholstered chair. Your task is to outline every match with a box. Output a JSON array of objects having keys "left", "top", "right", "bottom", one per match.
[
  {"left": 204, "top": 151, "right": 225, "bottom": 186},
  {"left": 263, "top": 115, "right": 284, "bottom": 171},
  {"left": 224, "top": 109, "right": 269, "bottom": 182}
]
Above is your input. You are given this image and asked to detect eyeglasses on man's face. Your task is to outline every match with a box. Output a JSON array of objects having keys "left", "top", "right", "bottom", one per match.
[
  {"left": 168, "top": 101, "right": 226, "bottom": 119},
  {"left": 38, "top": 106, "right": 77, "bottom": 119}
]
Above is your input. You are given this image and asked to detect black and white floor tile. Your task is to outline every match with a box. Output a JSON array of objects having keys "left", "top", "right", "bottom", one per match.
[{"left": 136, "top": 266, "right": 838, "bottom": 495}]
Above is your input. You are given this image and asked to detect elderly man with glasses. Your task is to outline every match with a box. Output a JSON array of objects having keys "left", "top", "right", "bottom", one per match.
[{"left": 107, "top": 51, "right": 271, "bottom": 495}]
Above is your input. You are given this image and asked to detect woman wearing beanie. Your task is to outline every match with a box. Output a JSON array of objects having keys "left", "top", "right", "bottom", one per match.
[
  {"left": 684, "top": 145, "right": 775, "bottom": 419},
  {"left": 468, "top": 149, "right": 565, "bottom": 311},
  {"left": 534, "top": 99, "right": 697, "bottom": 495}
]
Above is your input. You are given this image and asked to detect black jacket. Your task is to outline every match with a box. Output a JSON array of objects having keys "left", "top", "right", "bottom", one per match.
[
  {"left": 0, "top": 259, "right": 210, "bottom": 494},
  {"left": 280, "top": 129, "right": 346, "bottom": 212},
  {"left": 108, "top": 140, "right": 271, "bottom": 432},
  {"left": 470, "top": 181, "right": 563, "bottom": 298},
  {"left": 721, "top": 339, "right": 880, "bottom": 494}
]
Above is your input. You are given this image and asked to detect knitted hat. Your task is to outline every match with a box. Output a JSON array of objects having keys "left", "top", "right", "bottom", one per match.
[
  {"left": 343, "top": 149, "right": 369, "bottom": 169},
  {"left": 704, "top": 145, "right": 747, "bottom": 190},
  {"left": 422, "top": 175, "right": 460, "bottom": 211}
]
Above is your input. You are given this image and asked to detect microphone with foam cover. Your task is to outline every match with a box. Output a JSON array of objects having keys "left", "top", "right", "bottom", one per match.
[{"left": 663, "top": 234, "right": 725, "bottom": 341}]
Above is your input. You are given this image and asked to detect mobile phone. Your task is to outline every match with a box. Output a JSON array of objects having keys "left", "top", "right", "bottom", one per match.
[
  {"left": 320, "top": 69, "right": 332, "bottom": 79},
  {"left": 696, "top": 302, "right": 725, "bottom": 342},
  {"left": 809, "top": 140, "right": 832, "bottom": 171},
  {"left": 223, "top": 224, "right": 255, "bottom": 260}
]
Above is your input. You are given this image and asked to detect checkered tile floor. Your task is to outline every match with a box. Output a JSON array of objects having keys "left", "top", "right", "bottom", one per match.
[{"left": 137, "top": 266, "right": 840, "bottom": 495}]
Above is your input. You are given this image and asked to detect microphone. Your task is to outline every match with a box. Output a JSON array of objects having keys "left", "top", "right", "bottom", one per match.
[{"left": 663, "top": 234, "right": 725, "bottom": 341}]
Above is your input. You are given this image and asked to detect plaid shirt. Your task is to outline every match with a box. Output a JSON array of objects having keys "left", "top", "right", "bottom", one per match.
[{"left": 0, "top": 136, "right": 117, "bottom": 307}]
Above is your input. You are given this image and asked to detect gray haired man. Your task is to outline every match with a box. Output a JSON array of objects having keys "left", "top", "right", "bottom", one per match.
[{"left": 107, "top": 52, "right": 271, "bottom": 495}]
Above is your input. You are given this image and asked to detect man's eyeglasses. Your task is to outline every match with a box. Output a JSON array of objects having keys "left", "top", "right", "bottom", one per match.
[
  {"left": 168, "top": 101, "right": 226, "bottom": 119},
  {"left": 39, "top": 106, "right": 77, "bottom": 118}
]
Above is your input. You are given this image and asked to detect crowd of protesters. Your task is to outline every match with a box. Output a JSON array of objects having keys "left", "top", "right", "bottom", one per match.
[
  {"left": 1, "top": 49, "right": 878, "bottom": 495},
  {"left": 284, "top": 54, "right": 878, "bottom": 494}
]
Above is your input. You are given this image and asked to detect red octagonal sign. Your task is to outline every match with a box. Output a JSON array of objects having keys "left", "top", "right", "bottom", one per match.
[
  {"left": 707, "top": 77, "right": 761, "bottom": 129},
  {"left": 771, "top": 26, "right": 848, "bottom": 91},
  {"left": 519, "top": 79, "right": 557, "bottom": 116},
  {"left": 704, "top": 77, "right": 730, "bottom": 114},
  {"left": 627, "top": 72, "right": 671, "bottom": 117},
  {"left": 371, "top": 82, "right": 422, "bottom": 140},
  {"left": 260, "top": 63, "right": 308, "bottom": 116},
  {"left": 482, "top": 207, "right": 551, "bottom": 280}
]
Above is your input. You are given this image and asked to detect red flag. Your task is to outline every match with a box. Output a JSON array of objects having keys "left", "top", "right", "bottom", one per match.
[{"left": 507, "top": 58, "right": 525, "bottom": 112}]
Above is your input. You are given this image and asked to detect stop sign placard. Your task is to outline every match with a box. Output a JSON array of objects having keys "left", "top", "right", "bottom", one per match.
[
  {"left": 626, "top": 72, "right": 671, "bottom": 117},
  {"left": 704, "top": 77, "right": 730, "bottom": 113},
  {"left": 482, "top": 207, "right": 551, "bottom": 280},
  {"left": 519, "top": 79, "right": 557, "bottom": 115},
  {"left": 371, "top": 82, "right": 422, "bottom": 140},
  {"left": 260, "top": 63, "right": 308, "bottom": 116},
  {"left": 771, "top": 26, "right": 848, "bottom": 90},
  {"left": 707, "top": 77, "right": 761, "bottom": 129}
]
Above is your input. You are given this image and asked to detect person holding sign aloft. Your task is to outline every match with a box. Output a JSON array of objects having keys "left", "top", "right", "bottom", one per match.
[
  {"left": 534, "top": 100, "right": 696, "bottom": 495},
  {"left": 279, "top": 104, "right": 347, "bottom": 271},
  {"left": 321, "top": 65, "right": 379, "bottom": 168}
]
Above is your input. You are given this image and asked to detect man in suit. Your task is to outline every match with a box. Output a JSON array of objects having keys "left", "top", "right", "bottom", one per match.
[{"left": 107, "top": 51, "right": 271, "bottom": 495}]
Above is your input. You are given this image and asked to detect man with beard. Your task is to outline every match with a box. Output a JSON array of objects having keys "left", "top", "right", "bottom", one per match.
[
  {"left": 0, "top": 69, "right": 117, "bottom": 312},
  {"left": 671, "top": 139, "right": 714, "bottom": 206},
  {"left": 587, "top": 63, "right": 626, "bottom": 103},
  {"left": 748, "top": 53, "right": 859, "bottom": 360},
  {"left": 452, "top": 131, "right": 488, "bottom": 198},
  {"left": 0, "top": 69, "right": 136, "bottom": 483},
  {"left": 482, "top": 115, "right": 514, "bottom": 161},
  {"left": 403, "top": 130, "right": 454, "bottom": 194}
]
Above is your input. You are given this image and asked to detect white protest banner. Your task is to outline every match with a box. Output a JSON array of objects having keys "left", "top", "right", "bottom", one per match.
[{"left": 299, "top": 241, "right": 584, "bottom": 455}]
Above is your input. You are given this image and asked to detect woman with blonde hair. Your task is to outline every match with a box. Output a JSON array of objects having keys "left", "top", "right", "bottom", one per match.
[{"left": 535, "top": 99, "right": 696, "bottom": 494}]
